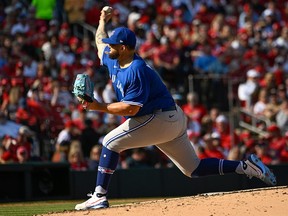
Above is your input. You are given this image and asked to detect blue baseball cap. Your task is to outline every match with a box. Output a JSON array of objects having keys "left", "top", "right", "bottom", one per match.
[{"left": 102, "top": 27, "right": 136, "bottom": 47}]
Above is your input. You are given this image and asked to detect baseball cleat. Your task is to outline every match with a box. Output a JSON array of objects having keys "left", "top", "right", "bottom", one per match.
[
  {"left": 75, "top": 192, "right": 109, "bottom": 210},
  {"left": 242, "top": 154, "right": 277, "bottom": 186}
]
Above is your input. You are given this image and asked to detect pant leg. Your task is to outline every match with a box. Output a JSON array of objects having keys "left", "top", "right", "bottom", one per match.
[
  {"left": 103, "top": 105, "right": 185, "bottom": 152},
  {"left": 155, "top": 106, "right": 200, "bottom": 177},
  {"left": 156, "top": 132, "right": 200, "bottom": 177},
  {"left": 103, "top": 105, "right": 200, "bottom": 177}
]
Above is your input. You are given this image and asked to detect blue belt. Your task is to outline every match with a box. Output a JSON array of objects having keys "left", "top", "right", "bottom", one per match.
[{"left": 161, "top": 105, "right": 177, "bottom": 112}]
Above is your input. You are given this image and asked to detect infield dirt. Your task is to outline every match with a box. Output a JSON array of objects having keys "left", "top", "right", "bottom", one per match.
[{"left": 43, "top": 186, "right": 287, "bottom": 216}]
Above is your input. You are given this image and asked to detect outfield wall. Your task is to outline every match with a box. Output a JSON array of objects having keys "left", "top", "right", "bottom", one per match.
[{"left": 0, "top": 163, "right": 287, "bottom": 202}]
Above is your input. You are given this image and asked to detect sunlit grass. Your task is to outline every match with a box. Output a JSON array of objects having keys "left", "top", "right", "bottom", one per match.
[{"left": 0, "top": 198, "right": 160, "bottom": 216}]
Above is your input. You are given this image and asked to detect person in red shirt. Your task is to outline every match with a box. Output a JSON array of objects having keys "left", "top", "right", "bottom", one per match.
[
  {"left": 153, "top": 36, "right": 180, "bottom": 89},
  {"left": 156, "top": 1, "right": 174, "bottom": 17},
  {"left": 0, "top": 126, "right": 32, "bottom": 164},
  {"left": 170, "top": 9, "right": 188, "bottom": 30},
  {"left": 279, "top": 132, "right": 288, "bottom": 163},
  {"left": 201, "top": 132, "right": 225, "bottom": 159},
  {"left": 254, "top": 142, "right": 274, "bottom": 165},
  {"left": 182, "top": 92, "right": 207, "bottom": 123},
  {"left": 16, "top": 146, "right": 29, "bottom": 163},
  {"left": 58, "top": 22, "right": 71, "bottom": 44},
  {"left": 138, "top": 31, "right": 159, "bottom": 66},
  {"left": 68, "top": 140, "right": 88, "bottom": 171},
  {"left": 0, "top": 135, "right": 18, "bottom": 163},
  {"left": 85, "top": 2, "right": 101, "bottom": 26},
  {"left": 266, "top": 124, "right": 286, "bottom": 154},
  {"left": 215, "top": 114, "right": 239, "bottom": 151}
]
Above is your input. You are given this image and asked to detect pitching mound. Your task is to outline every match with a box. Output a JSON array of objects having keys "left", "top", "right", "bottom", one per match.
[{"left": 45, "top": 186, "right": 287, "bottom": 216}]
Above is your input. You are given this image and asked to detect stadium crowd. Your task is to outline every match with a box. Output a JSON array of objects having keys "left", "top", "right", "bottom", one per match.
[{"left": 0, "top": 0, "right": 288, "bottom": 170}]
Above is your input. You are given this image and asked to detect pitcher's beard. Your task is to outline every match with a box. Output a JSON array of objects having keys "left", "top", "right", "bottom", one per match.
[{"left": 108, "top": 52, "right": 119, "bottom": 59}]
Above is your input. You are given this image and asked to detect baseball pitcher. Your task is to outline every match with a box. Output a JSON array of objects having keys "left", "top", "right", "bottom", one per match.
[{"left": 73, "top": 6, "right": 276, "bottom": 210}]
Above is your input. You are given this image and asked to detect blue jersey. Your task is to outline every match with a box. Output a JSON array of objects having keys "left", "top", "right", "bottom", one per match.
[{"left": 101, "top": 46, "right": 175, "bottom": 117}]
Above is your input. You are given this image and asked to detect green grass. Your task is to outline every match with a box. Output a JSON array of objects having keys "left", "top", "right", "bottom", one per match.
[
  {"left": 0, "top": 201, "right": 74, "bottom": 216},
  {"left": 0, "top": 198, "right": 157, "bottom": 216}
]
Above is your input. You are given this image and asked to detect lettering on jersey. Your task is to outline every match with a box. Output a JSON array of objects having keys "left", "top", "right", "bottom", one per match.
[
  {"left": 112, "top": 75, "right": 116, "bottom": 83},
  {"left": 116, "top": 80, "right": 124, "bottom": 97}
]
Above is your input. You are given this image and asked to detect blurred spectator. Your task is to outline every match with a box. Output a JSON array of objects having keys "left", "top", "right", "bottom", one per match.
[
  {"left": 87, "top": 145, "right": 102, "bottom": 170},
  {"left": 53, "top": 120, "right": 79, "bottom": 161},
  {"left": 51, "top": 140, "right": 70, "bottom": 163},
  {"left": 23, "top": 56, "right": 38, "bottom": 78},
  {"left": 199, "top": 132, "right": 225, "bottom": 159},
  {"left": 105, "top": 9, "right": 122, "bottom": 34},
  {"left": 68, "top": 36, "right": 80, "bottom": 54},
  {"left": 15, "top": 98, "right": 38, "bottom": 128},
  {"left": 279, "top": 132, "right": 288, "bottom": 163},
  {"left": 80, "top": 119, "right": 100, "bottom": 158},
  {"left": 79, "top": 37, "right": 97, "bottom": 64},
  {"left": 138, "top": 31, "right": 159, "bottom": 66},
  {"left": 41, "top": 34, "right": 62, "bottom": 62},
  {"left": 208, "top": 14, "right": 224, "bottom": 40},
  {"left": 153, "top": 36, "right": 180, "bottom": 89},
  {"left": 181, "top": 92, "right": 207, "bottom": 123},
  {"left": 254, "top": 141, "right": 274, "bottom": 165},
  {"left": 187, "top": 117, "right": 201, "bottom": 140},
  {"left": 238, "top": 3, "right": 259, "bottom": 29},
  {"left": 266, "top": 124, "right": 286, "bottom": 158},
  {"left": 68, "top": 140, "right": 88, "bottom": 171},
  {"left": 261, "top": 1, "right": 282, "bottom": 23},
  {"left": 6, "top": 84, "right": 24, "bottom": 121},
  {"left": 64, "top": 0, "right": 86, "bottom": 25},
  {"left": 209, "top": 107, "right": 220, "bottom": 127},
  {"left": 0, "top": 125, "right": 34, "bottom": 164},
  {"left": 259, "top": 72, "right": 276, "bottom": 91},
  {"left": 111, "top": 0, "right": 131, "bottom": 25},
  {"left": 47, "top": 19, "right": 60, "bottom": 37},
  {"left": 98, "top": 114, "right": 122, "bottom": 141},
  {"left": 215, "top": 114, "right": 239, "bottom": 151},
  {"left": 125, "top": 148, "right": 152, "bottom": 169},
  {"left": 55, "top": 45, "right": 75, "bottom": 66},
  {"left": 277, "top": 84, "right": 287, "bottom": 104},
  {"left": 16, "top": 146, "right": 29, "bottom": 163},
  {"left": 127, "top": 10, "right": 141, "bottom": 33},
  {"left": 238, "top": 69, "right": 260, "bottom": 109},
  {"left": 11, "top": 13, "right": 29, "bottom": 35},
  {"left": 253, "top": 88, "right": 268, "bottom": 115},
  {"left": 102, "top": 80, "right": 117, "bottom": 103},
  {"left": 84, "top": 1, "right": 101, "bottom": 26},
  {"left": 0, "top": 111, "right": 21, "bottom": 139},
  {"left": 200, "top": 115, "right": 214, "bottom": 136},
  {"left": 227, "top": 145, "right": 244, "bottom": 161},
  {"left": 0, "top": 135, "right": 18, "bottom": 163},
  {"left": 31, "top": 0, "right": 56, "bottom": 27},
  {"left": 193, "top": 44, "right": 217, "bottom": 75},
  {"left": 58, "top": 22, "right": 72, "bottom": 44},
  {"left": 50, "top": 79, "right": 74, "bottom": 108},
  {"left": 263, "top": 88, "right": 281, "bottom": 121},
  {"left": 276, "top": 99, "right": 288, "bottom": 134}
]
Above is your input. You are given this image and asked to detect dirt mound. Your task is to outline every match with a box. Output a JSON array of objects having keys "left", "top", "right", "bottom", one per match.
[{"left": 44, "top": 186, "right": 288, "bottom": 216}]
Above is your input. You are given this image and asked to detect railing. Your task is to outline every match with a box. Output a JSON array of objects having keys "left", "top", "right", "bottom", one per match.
[
  {"left": 187, "top": 74, "right": 243, "bottom": 145},
  {"left": 72, "top": 21, "right": 96, "bottom": 47},
  {"left": 238, "top": 108, "right": 271, "bottom": 136}
]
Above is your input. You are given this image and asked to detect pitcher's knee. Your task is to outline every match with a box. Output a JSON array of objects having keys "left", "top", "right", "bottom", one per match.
[{"left": 102, "top": 136, "right": 122, "bottom": 153}]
